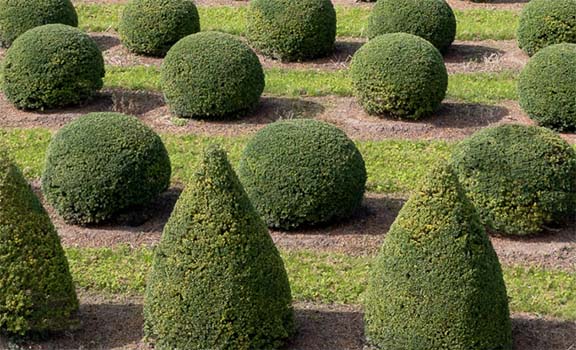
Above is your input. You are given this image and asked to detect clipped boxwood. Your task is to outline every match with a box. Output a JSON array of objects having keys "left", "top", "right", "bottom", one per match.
[
  {"left": 451, "top": 124, "right": 576, "bottom": 236},
  {"left": 41, "top": 112, "right": 171, "bottom": 225},
  {"left": 365, "top": 163, "right": 512, "bottom": 349},
  {"left": 366, "top": 0, "right": 456, "bottom": 53},
  {"left": 246, "top": 0, "right": 336, "bottom": 61},
  {"left": 162, "top": 31, "right": 265, "bottom": 119},
  {"left": 145, "top": 145, "right": 294, "bottom": 349},
  {"left": 237, "top": 119, "right": 366, "bottom": 230},
  {"left": 120, "top": 0, "right": 200, "bottom": 57},
  {"left": 518, "top": 43, "right": 576, "bottom": 131},
  {"left": 0, "top": 152, "right": 78, "bottom": 335},
  {"left": 517, "top": 0, "right": 576, "bottom": 56},
  {"left": 350, "top": 32, "right": 447, "bottom": 120},
  {"left": 0, "top": 0, "right": 77, "bottom": 48},
  {"left": 2, "top": 24, "right": 104, "bottom": 110}
]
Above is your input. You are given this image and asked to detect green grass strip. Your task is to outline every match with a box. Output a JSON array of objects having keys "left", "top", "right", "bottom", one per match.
[{"left": 66, "top": 246, "right": 576, "bottom": 321}]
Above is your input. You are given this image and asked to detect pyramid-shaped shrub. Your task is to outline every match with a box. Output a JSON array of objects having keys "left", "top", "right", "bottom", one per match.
[
  {"left": 0, "top": 152, "right": 78, "bottom": 335},
  {"left": 365, "top": 163, "right": 512, "bottom": 350},
  {"left": 144, "top": 145, "right": 294, "bottom": 350}
]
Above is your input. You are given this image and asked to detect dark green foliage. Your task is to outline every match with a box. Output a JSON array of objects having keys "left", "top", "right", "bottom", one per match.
[
  {"left": 366, "top": 0, "right": 456, "bottom": 53},
  {"left": 365, "top": 162, "right": 512, "bottom": 350},
  {"left": 517, "top": 0, "right": 576, "bottom": 56},
  {"left": 41, "top": 112, "right": 171, "bottom": 225},
  {"left": 350, "top": 33, "right": 447, "bottom": 120},
  {"left": 161, "top": 31, "right": 265, "bottom": 119},
  {"left": 518, "top": 43, "right": 576, "bottom": 131},
  {"left": 237, "top": 119, "right": 366, "bottom": 230},
  {"left": 0, "top": 152, "right": 78, "bottom": 335},
  {"left": 1, "top": 24, "right": 104, "bottom": 110},
  {"left": 0, "top": 0, "right": 77, "bottom": 48},
  {"left": 120, "top": 0, "right": 200, "bottom": 57},
  {"left": 451, "top": 124, "right": 576, "bottom": 236},
  {"left": 246, "top": 0, "right": 336, "bottom": 61},
  {"left": 144, "top": 145, "right": 294, "bottom": 350}
]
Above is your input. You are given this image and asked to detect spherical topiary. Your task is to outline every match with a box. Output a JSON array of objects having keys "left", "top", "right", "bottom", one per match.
[
  {"left": 451, "top": 124, "right": 576, "bottom": 236},
  {"left": 365, "top": 162, "right": 512, "bottom": 350},
  {"left": 350, "top": 33, "right": 447, "bottom": 120},
  {"left": 120, "top": 0, "right": 200, "bottom": 57},
  {"left": 518, "top": 43, "right": 576, "bottom": 131},
  {"left": 517, "top": 0, "right": 576, "bottom": 56},
  {"left": 144, "top": 145, "right": 294, "bottom": 349},
  {"left": 246, "top": 0, "right": 337, "bottom": 61},
  {"left": 237, "top": 119, "right": 366, "bottom": 230},
  {"left": 162, "top": 31, "right": 265, "bottom": 119},
  {"left": 41, "top": 112, "right": 171, "bottom": 225},
  {"left": 366, "top": 0, "right": 456, "bottom": 53},
  {"left": 2, "top": 24, "right": 104, "bottom": 110},
  {"left": 0, "top": 0, "right": 77, "bottom": 48}
]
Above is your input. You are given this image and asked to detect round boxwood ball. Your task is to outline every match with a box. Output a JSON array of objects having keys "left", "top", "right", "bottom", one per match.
[
  {"left": 518, "top": 43, "right": 576, "bottom": 131},
  {"left": 366, "top": 0, "right": 456, "bottom": 53},
  {"left": 517, "top": 0, "right": 576, "bottom": 56},
  {"left": 238, "top": 119, "right": 367, "bottom": 230},
  {"left": 246, "top": 0, "right": 336, "bottom": 61},
  {"left": 451, "top": 124, "right": 576, "bottom": 236},
  {"left": 1, "top": 24, "right": 104, "bottom": 110},
  {"left": 0, "top": 0, "right": 77, "bottom": 48},
  {"left": 350, "top": 32, "right": 447, "bottom": 119},
  {"left": 42, "top": 112, "right": 172, "bottom": 225},
  {"left": 162, "top": 31, "right": 265, "bottom": 119},
  {"left": 120, "top": 0, "right": 200, "bottom": 57}
]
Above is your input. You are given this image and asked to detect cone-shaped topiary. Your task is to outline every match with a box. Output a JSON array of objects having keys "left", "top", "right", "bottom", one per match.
[
  {"left": 0, "top": 0, "right": 78, "bottom": 48},
  {"left": 365, "top": 162, "right": 512, "bottom": 350},
  {"left": 144, "top": 145, "right": 294, "bottom": 349},
  {"left": 0, "top": 151, "right": 78, "bottom": 335},
  {"left": 1, "top": 24, "right": 104, "bottom": 110},
  {"left": 366, "top": 0, "right": 456, "bottom": 53},
  {"left": 246, "top": 0, "right": 336, "bottom": 61},
  {"left": 42, "top": 112, "right": 171, "bottom": 225},
  {"left": 120, "top": 0, "right": 200, "bottom": 57},
  {"left": 451, "top": 124, "right": 576, "bottom": 236}
]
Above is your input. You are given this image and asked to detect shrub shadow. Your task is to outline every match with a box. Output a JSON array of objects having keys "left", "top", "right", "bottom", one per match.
[
  {"left": 90, "top": 34, "right": 122, "bottom": 52},
  {"left": 429, "top": 103, "right": 509, "bottom": 129},
  {"left": 240, "top": 96, "right": 325, "bottom": 124},
  {"left": 445, "top": 44, "right": 505, "bottom": 64},
  {"left": 512, "top": 314, "right": 576, "bottom": 350}
]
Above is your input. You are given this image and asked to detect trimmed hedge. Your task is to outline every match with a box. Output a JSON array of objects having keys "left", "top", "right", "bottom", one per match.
[
  {"left": 144, "top": 145, "right": 294, "bottom": 349},
  {"left": 517, "top": 0, "right": 576, "bottom": 56},
  {"left": 120, "top": 0, "right": 200, "bottom": 57},
  {"left": 0, "top": 152, "right": 78, "bottom": 335},
  {"left": 41, "top": 112, "right": 171, "bottom": 225},
  {"left": 365, "top": 163, "right": 512, "bottom": 349},
  {"left": 0, "top": 0, "right": 77, "bottom": 48},
  {"left": 1, "top": 24, "right": 104, "bottom": 110},
  {"left": 518, "top": 43, "right": 576, "bottom": 131},
  {"left": 162, "top": 31, "right": 265, "bottom": 119},
  {"left": 451, "top": 124, "right": 576, "bottom": 236},
  {"left": 350, "top": 33, "right": 447, "bottom": 119},
  {"left": 238, "top": 119, "right": 366, "bottom": 230},
  {"left": 246, "top": 0, "right": 336, "bottom": 61},
  {"left": 366, "top": 0, "right": 456, "bottom": 53}
]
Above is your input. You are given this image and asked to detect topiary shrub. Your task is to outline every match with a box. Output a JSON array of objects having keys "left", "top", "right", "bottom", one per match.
[
  {"left": 41, "top": 112, "right": 171, "bottom": 225},
  {"left": 2, "top": 24, "right": 104, "bottom": 110},
  {"left": 120, "top": 0, "right": 200, "bottom": 57},
  {"left": 237, "top": 119, "right": 366, "bottom": 230},
  {"left": 517, "top": 0, "right": 576, "bottom": 56},
  {"left": 0, "top": 0, "right": 77, "bottom": 48},
  {"left": 365, "top": 162, "right": 512, "bottom": 350},
  {"left": 451, "top": 124, "right": 576, "bottom": 236},
  {"left": 162, "top": 31, "right": 265, "bottom": 119},
  {"left": 350, "top": 32, "right": 447, "bottom": 120},
  {"left": 0, "top": 151, "right": 78, "bottom": 335},
  {"left": 144, "top": 145, "right": 294, "bottom": 350},
  {"left": 246, "top": 0, "right": 336, "bottom": 61},
  {"left": 518, "top": 43, "right": 576, "bottom": 131},
  {"left": 366, "top": 0, "right": 456, "bottom": 53}
]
